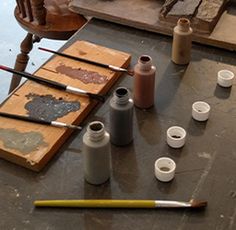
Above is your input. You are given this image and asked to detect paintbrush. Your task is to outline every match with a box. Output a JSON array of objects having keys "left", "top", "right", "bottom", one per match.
[
  {"left": 34, "top": 199, "right": 207, "bottom": 209},
  {"left": 38, "top": 47, "right": 134, "bottom": 76},
  {"left": 0, "top": 111, "right": 82, "bottom": 130},
  {"left": 0, "top": 65, "right": 105, "bottom": 103}
]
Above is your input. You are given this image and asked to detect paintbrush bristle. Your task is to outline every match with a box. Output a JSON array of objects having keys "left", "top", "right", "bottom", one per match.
[
  {"left": 127, "top": 69, "right": 134, "bottom": 76},
  {"left": 87, "top": 93, "right": 105, "bottom": 103},
  {"left": 190, "top": 199, "right": 207, "bottom": 208}
]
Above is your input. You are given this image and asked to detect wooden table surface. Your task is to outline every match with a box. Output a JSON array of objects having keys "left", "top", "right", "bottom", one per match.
[
  {"left": 69, "top": 0, "right": 236, "bottom": 51},
  {"left": 1, "top": 18, "right": 236, "bottom": 230}
]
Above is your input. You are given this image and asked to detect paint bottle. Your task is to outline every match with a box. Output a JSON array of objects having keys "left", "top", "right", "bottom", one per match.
[
  {"left": 83, "top": 121, "right": 111, "bottom": 185},
  {"left": 133, "top": 55, "right": 156, "bottom": 109},
  {"left": 171, "top": 18, "right": 193, "bottom": 65},
  {"left": 109, "top": 87, "right": 134, "bottom": 146}
]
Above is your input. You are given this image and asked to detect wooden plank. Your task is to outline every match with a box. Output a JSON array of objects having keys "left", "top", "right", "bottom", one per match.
[
  {"left": 69, "top": 0, "right": 236, "bottom": 51},
  {"left": 0, "top": 40, "right": 131, "bottom": 171}
]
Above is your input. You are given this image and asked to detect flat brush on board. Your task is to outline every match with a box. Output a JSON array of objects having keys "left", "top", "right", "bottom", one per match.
[
  {"left": 0, "top": 65, "right": 105, "bottom": 103},
  {"left": 34, "top": 199, "right": 207, "bottom": 209},
  {"left": 0, "top": 111, "right": 82, "bottom": 130},
  {"left": 38, "top": 47, "right": 134, "bottom": 76}
]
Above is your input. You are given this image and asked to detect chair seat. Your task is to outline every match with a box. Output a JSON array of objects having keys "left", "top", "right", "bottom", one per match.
[
  {"left": 9, "top": 0, "right": 88, "bottom": 93},
  {"left": 14, "top": 0, "right": 87, "bottom": 40}
]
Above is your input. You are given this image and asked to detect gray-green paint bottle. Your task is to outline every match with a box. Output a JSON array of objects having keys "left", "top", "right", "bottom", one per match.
[
  {"left": 83, "top": 121, "right": 111, "bottom": 185},
  {"left": 109, "top": 87, "right": 134, "bottom": 146}
]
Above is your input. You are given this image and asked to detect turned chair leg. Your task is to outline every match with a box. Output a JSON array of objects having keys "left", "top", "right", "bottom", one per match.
[{"left": 8, "top": 33, "right": 41, "bottom": 93}]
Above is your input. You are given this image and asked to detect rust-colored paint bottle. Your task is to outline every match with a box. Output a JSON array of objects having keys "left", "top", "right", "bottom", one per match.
[
  {"left": 133, "top": 55, "right": 156, "bottom": 109},
  {"left": 171, "top": 18, "right": 193, "bottom": 65}
]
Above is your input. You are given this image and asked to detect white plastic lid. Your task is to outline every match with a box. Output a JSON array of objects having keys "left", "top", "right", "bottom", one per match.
[
  {"left": 166, "top": 126, "right": 186, "bottom": 148},
  {"left": 154, "top": 157, "right": 176, "bottom": 182},
  {"left": 192, "top": 101, "right": 210, "bottom": 121},
  {"left": 217, "top": 70, "right": 234, "bottom": 87}
]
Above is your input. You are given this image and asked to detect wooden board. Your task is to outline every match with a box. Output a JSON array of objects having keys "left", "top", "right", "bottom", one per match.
[
  {"left": 69, "top": 0, "right": 236, "bottom": 51},
  {"left": 0, "top": 40, "right": 131, "bottom": 171}
]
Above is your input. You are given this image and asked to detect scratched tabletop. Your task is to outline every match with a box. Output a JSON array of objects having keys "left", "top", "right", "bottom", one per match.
[{"left": 1, "top": 18, "right": 236, "bottom": 230}]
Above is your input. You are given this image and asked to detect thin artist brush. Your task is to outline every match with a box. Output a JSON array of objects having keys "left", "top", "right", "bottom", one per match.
[
  {"left": 34, "top": 199, "right": 207, "bottom": 209},
  {"left": 0, "top": 111, "right": 82, "bottom": 130},
  {"left": 0, "top": 65, "right": 105, "bottom": 103},
  {"left": 38, "top": 47, "right": 134, "bottom": 76}
]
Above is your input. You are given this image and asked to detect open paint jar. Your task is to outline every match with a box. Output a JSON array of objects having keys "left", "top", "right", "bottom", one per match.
[
  {"left": 154, "top": 157, "right": 176, "bottom": 182},
  {"left": 166, "top": 126, "right": 186, "bottom": 148},
  {"left": 217, "top": 70, "right": 234, "bottom": 87},
  {"left": 192, "top": 101, "right": 210, "bottom": 121}
]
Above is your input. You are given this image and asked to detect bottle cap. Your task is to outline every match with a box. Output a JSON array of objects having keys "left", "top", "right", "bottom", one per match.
[
  {"left": 154, "top": 157, "right": 176, "bottom": 182},
  {"left": 166, "top": 126, "right": 186, "bottom": 148},
  {"left": 192, "top": 101, "right": 210, "bottom": 121},
  {"left": 177, "top": 18, "right": 190, "bottom": 32},
  {"left": 217, "top": 69, "right": 234, "bottom": 87},
  {"left": 138, "top": 55, "right": 152, "bottom": 71}
]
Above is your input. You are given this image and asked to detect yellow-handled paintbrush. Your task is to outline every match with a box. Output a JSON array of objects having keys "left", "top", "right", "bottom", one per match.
[{"left": 34, "top": 199, "right": 207, "bottom": 209}]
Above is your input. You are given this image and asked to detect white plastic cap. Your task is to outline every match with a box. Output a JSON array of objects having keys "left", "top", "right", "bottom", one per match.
[
  {"left": 166, "top": 126, "right": 186, "bottom": 148},
  {"left": 154, "top": 157, "right": 176, "bottom": 182},
  {"left": 192, "top": 101, "right": 210, "bottom": 121},
  {"left": 217, "top": 70, "right": 234, "bottom": 87}
]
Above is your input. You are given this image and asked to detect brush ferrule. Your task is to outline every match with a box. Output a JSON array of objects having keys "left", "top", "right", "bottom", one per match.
[
  {"left": 51, "top": 121, "right": 82, "bottom": 130},
  {"left": 66, "top": 86, "right": 87, "bottom": 95},
  {"left": 51, "top": 121, "right": 67, "bottom": 128},
  {"left": 108, "top": 65, "right": 127, "bottom": 72},
  {"left": 155, "top": 200, "right": 191, "bottom": 208}
]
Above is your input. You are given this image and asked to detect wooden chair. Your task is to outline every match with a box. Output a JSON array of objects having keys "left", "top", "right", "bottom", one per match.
[{"left": 9, "top": 0, "right": 87, "bottom": 93}]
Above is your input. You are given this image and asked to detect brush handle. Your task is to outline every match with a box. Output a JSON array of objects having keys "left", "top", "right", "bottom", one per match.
[
  {"left": 39, "top": 47, "right": 109, "bottom": 69},
  {"left": 38, "top": 47, "right": 132, "bottom": 75},
  {"left": 0, "top": 111, "right": 51, "bottom": 125},
  {"left": 0, "top": 66, "right": 67, "bottom": 91},
  {"left": 0, "top": 65, "right": 105, "bottom": 102},
  {"left": 34, "top": 200, "right": 156, "bottom": 208},
  {"left": 0, "top": 112, "right": 82, "bottom": 130}
]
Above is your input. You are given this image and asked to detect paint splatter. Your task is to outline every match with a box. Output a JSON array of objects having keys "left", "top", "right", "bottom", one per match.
[
  {"left": 78, "top": 50, "right": 87, "bottom": 55},
  {"left": 0, "top": 128, "right": 47, "bottom": 154},
  {"left": 25, "top": 94, "right": 81, "bottom": 121},
  {"left": 197, "top": 152, "right": 211, "bottom": 159},
  {"left": 55, "top": 64, "right": 109, "bottom": 84}
]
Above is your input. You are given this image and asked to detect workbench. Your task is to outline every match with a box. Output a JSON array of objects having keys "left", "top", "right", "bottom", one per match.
[
  {"left": 69, "top": 0, "right": 236, "bottom": 51},
  {"left": 0, "top": 18, "right": 236, "bottom": 229}
]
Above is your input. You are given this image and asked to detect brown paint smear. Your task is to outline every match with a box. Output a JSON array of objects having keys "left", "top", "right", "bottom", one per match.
[
  {"left": 55, "top": 64, "right": 109, "bottom": 84},
  {"left": 0, "top": 128, "right": 48, "bottom": 154}
]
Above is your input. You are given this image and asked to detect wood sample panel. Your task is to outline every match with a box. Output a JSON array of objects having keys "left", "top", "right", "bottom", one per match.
[
  {"left": 159, "top": 0, "right": 228, "bottom": 34},
  {"left": 69, "top": 0, "right": 236, "bottom": 51},
  {"left": 0, "top": 41, "right": 131, "bottom": 171}
]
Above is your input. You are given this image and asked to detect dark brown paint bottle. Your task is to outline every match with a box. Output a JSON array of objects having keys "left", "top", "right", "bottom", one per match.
[
  {"left": 172, "top": 18, "right": 193, "bottom": 65},
  {"left": 133, "top": 55, "right": 156, "bottom": 109}
]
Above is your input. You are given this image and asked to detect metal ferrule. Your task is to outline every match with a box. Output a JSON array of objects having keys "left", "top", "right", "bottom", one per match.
[
  {"left": 109, "top": 65, "right": 127, "bottom": 72},
  {"left": 155, "top": 200, "right": 191, "bottom": 208},
  {"left": 51, "top": 121, "right": 67, "bottom": 128},
  {"left": 66, "top": 86, "right": 87, "bottom": 95}
]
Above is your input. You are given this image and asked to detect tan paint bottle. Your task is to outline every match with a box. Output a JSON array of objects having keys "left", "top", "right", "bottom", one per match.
[
  {"left": 171, "top": 18, "right": 193, "bottom": 65},
  {"left": 133, "top": 55, "right": 156, "bottom": 109}
]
